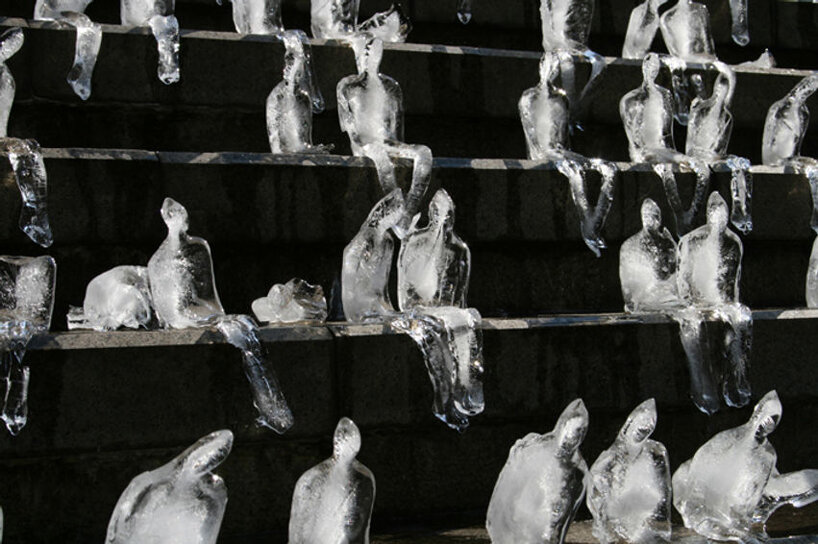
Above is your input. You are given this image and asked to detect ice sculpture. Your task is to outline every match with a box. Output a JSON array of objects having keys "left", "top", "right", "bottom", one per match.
[
  {"left": 587, "top": 399, "right": 671, "bottom": 544},
  {"left": 0, "top": 255, "right": 56, "bottom": 435},
  {"left": 622, "top": 0, "right": 667, "bottom": 59},
  {"left": 521, "top": 51, "right": 617, "bottom": 256},
  {"left": 228, "top": 0, "right": 282, "bottom": 34},
  {"left": 762, "top": 75, "right": 818, "bottom": 232},
  {"left": 457, "top": 0, "right": 472, "bottom": 24},
  {"left": 807, "top": 234, "right": 818, "bottom": 308},
  {"left": 105, "top": 430, "right": 233, "bottom": 544},
  {"left": 486, "top": 399, "right": 589, "bottom": 544},
  {"left": 121, "top": 0, "right": 180, "bottom": 84},
  {"left": 342, "top": 189, "right": 404, "bottom": 322},
  {"left": 251, "top": 278, "right": 327, "bottom": 323},
  {"left": 686, "top": 62, "right": 752, "bottom": 234},
  {"left": 288, "top": 418, "right": 375, "bottom": 544},
  {"left": 619, "top": 199, "right": 680, "bottom": 312},
  {"left": 673, "top": 391, "right": 818, "bottom": 542},
  {"left": 729, "top": 0, "right": 749, "bottom": 47},
  {"left": 621, "top": 53, "right": 710, "bottom": 236},
  {"left": 658, "top": 0, "right": 716, "bottom": 63},
  {"left": 0, "top": 28, "right": 23, "bottom": 139},
  {"left": 338, "top": 35, "right": 431, "bottom": 236},
  {"left": 66, "top": 266, "right": 153, "bottom": 331},
  {"left": 311, "top": 0, "right": 411, "bottom": 42},
  {"left": 1, "top": 138, "right": 54, "bottom": 248}
]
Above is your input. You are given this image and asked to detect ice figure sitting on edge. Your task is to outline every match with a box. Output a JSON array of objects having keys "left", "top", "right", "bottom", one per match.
[
  {"left": 521, "top": 51, "right": 617, "bottom": 256},
  {"left": 456, "top": 0, "right": 472, "bottom": 24},
  {"left": 34, "top": 0, "right": 101, "bottom": 100},
  {"left": 621, "top": 53, "right": 710, "bottom": 236},
  {"left": 762, "top": 74, "right": 818, "bottom": 233},
  {"left": 288, "top": 418, "right": 375, "bottom": 544},
  {"left": 622, "top": 0, "right": 668, "bottom": 59},
  {"left": 311, "top": 0, "right": 411, "bottom": 43},
  {"left": 486, "top": 399, "right": 589, "bottom": 544},
  {"left": 686, "top": 62, "right": 753, "bottom": 234},
  {"left": 807, "top": 234, "right": 818, "bottom": 308},
  {"left": 121, "top": 0, "right": 181, "bottom": 84},
  {"left": 0, "top": 255, "right": 56, "bottom": 436},
  {"left": 587, "top": 399, "right": 671, "bottom": 544},
  {"left": 66, "top": 266, "right": 153, "bottom": 331},
  {"left": 673, "top": 390, "right": 818, "bottom": 542},
  {"left": 105, "top": 430, "right": 233, "bottom": 544},
  {"left": 658, "top": 0, "right": 716, "bottom": 63},
  {"left": 252, "top": 278, "right": 328, "bottom": 323},
  {"left": 338, "top": 35, "right": 431, "bottom": 237},
  {"left": 227, "top": 0, "right": 282, "bottom": 34}
]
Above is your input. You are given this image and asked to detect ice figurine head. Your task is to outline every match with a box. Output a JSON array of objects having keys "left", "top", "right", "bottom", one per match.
[
  {"left": 332, "top": 416, "right": 362, "bottom": 461},
  {"left": 706, "top": 191, "right": 729, "bottom": 231},
  {"left": 619, "top": 398, "right": 657, "bottom": 447},
  {"left": 642, "top": 53, "right": 661, "bottom": 85},
  {"left": 352, "top": 34, "right": 383, "bottom": 76},
  {"left": 556, "top": 398, "right": 589, "bottom": 458},
  {"left": 429, "top": 189, "right": 455, "bottom": 229},
  {"left": 641, "top": 198, "right": 663, "bottom": 233},
  {"left": 749, "top": 389, "right": 782, "bottom": 441},
  {"left": 762, "top": 74, "right": 818, "bottom": 166},
  {"left": 105, "top": 430, "right": 233, "bottom": 544},
  {"left": 161, "top": 196, "right": 189, "bottom": 234}
]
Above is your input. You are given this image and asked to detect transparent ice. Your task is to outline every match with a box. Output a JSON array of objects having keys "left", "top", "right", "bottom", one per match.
[
  {"left": 729, "top": 0, "right": 749, "bottom": 46},
  {"left": 34, "top": 0, "right": 101, "bottom": 100},
  {"left": 121, "top": 0, "right": 180, "bottom": 84},
  {"left": 311, "top": 0, "right": 411, "bottom": 42},
  {"left": 391, "top": 306, "right": 484, "bottom": 431},
  {"left": 457, "top": 0, "right": 472, "bottom": 24},
  {"left": 338, "top": 35, "right": 431, "bottom": 237},
  {"left": 673, "top": 391, "right": 818, "bottom": 542},
  {"left": 341, "top": 189, "right": 404, "bottom": 322},
  {"left": 0, "top": 255, "right": 56, "bottom": 436},
  {"left": 807, "top": 234, "right": 818, "bottom": 308},
  {"left": 622, "top": 0, "right": 668, "bottom": 59},
  {"left": 658, "top": 0, "right": 716, "bottom": 63},
  {"left": 105, "top": 429, "right": 233, "bottom": 544},
  {"left": 0, "top": 28, "right": 24, "bottom": 139},
  {"left": 486, "top": 399, "right": 589, "bottom": 544},
  {"left": 738, "top": 49, "right": 775, "bottom": 69},
  {"left": 66, "top": 265, "right": 153, "bottom": 331},
  {"left": 2, "top": 138, "right": 54, "bottom": 248},
  {"left": 228, "top": 0, "right": 282, "bottom": 34},
  {"left": 620, "top": 53, "right": 710, "bottom": 236},
  {"left": 521, "top": 51, "right": 617, "bottom": 256},
  {"left": 587, "top": 399, "right": 671, "bottom": 544},
  {"left": 288, "top": 418, "right": 375, "bottom": 544},
  {"left": 251, "top": 278, "right": 327, "bottom": 323}
]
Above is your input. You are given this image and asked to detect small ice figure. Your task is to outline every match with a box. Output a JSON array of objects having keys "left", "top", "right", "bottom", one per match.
[
  {"left": 341, "top": 189, "right": 404, "bottom": 322},
  {"left": 486, "top": 399, "right": 589, "bottom": 544},
  {"left": 729, "top": 0, "right": 749, "bottom": 47},
  {"left": 622, "top": 0, "right": 668, "bottom": 59},
  {"left": 311, "top": 0, "right": 411, "bottom": 43},
  {"left": 0, "top": 255, "right": 56, "bottom": 435},
  {"left": 121, "top": 0, "right": 181, "bottom": 84},
  {"left": 619, "top": 199, "right": 680, "bottom": 312},
  {"left": 2, "top": 137, "right": 54, "bottom": 248},
  {"left": 228, "top": 0, "right": 282, "bottom": 34},
  {"left": 457, "top": 0, "right": 472, "bottom": 24},
  {"left": 673, "top": 391, "right": 818, "bottom": 542},
  {"left": 338, "top": 35, "right": 431, "bottom": 237},
  {"left": 762, "top": 75, "right": 818, "bottom": 233},
  {"left": 251, "top": 278, "right": 328, "bottom": 323},
  {"left": 521, "top": 51, "right": 617, "bottom": 256},
  {"left": 391, "top": 306, "right": 484, "bottom": 431},
  {"left": 587, "top": 399, "right": 671, "bottom": 544},
  {"left": 105, "top": 430, "right": 233, "bottom": 544},
  {"left": 686, "top": 62, "right": 753, "bottom": 234},
  {"left": 0, "top": 28, "right": 24, "bottom": 139},
  {"left": 66, "top": 265, "right": 153, "bottom": 331},
  {"left": 620, "top": 53, "right": 710, "bottom": 236},
  {"left": 148, "top": 197, "right": 225, "bottom": 329},
  {"left": 658, "top": 0, "right": 716, "bottom": 63},
  {"left": 807, "top": 234, "right": 818, "bottom": 308},
  {"left": 288, "top": 418, "right": 375, "bottom": 544},
  {"left": 397, "top": 189, "right": 470, "bottom": 311},
  {"left": 738, "top": 49, "right": 775, "bottom": 69}
]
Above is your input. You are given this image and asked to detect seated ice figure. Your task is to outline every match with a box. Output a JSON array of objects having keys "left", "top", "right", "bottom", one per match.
[
  {"left": 807, "top": 234, "right": 818, "bottom": 308},
  {"left": 622, "top": 0, "right": 668, "bottom": 59},
  {"left": 311, "top": 0, "right": 411, "bottom": 42},
  {"left": 0, "top": 28, "right": 24, "bottom": 139},
  {"left": 105, "top": 430, "right": 233, "bottom": 544},
  {"left": 620, "top": 53, "right": 710, "bottom": 236},
  {"left": 673, "top": 391, "right": 818, "bottom": 542},
  {"left": 121, "top": 0, "right": 181, "bottom": 84},
  {"left": 67, "top": 265, "right": 154, "bottom": 331},
  {"left": 520, "top": 51, "right": 617, "bottom": 256},
  {"left": 658, "top": 0, "right": 716, "bottom": 63},
  {"left": 486, "top": 399, "right": 589, "bottom": 544},
  {"left": 587, "top": 399, "right": 671, "bottom": 544},
  {"left": 338, "top": 35, "right": 431, "bottom": 237},
  {"left": 288, "top": 418, "right": 375, "bottom": 544},
  {"left": 251, "top": 278, "right": 328, "bottom": 323},
  {"left": 228, "top": 0, "right": 282, "bottom": 34}
]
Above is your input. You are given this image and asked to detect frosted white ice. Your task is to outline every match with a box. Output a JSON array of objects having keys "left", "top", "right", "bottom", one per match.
[
  {"left": 67, "top": 265, "right": 153, "bottom": 331},
  {"left": 729, "top": 0, "right": 749, "bottom": 46},
  {"left": 587, "top": 399, "right": 671, "bottom": 544},
  {"left": 457, "top": 0, "right": 472, "bottom": 24},
  {"left": 229, "top": 0, "right": 282, "bottom": 34},
  {"left": 105, "top": 430, "right": 233, "bottom": 544},
  {"left": 0, "top": 28, "right": 23, "bottom": 139},
  {"left": 486, "top": 399, "right": 589, "bottom": 544},
  {"left": 2, "top": 137, "right": 54, "bottom": 248},
  {"left": 311, "top": 0, "right": 411, "bottom": 42},
  {"left": 658, "top": 0, "right": 716, "bottom": 63},
  {"left": 673, "top": 391, "right": 818, "bottom": 542},
  {"left": 121, "top": 0, "right": 180, "bottom": 84},
  {"left": 252, "top": 278, "right": 327, "bottom": 323},
  {"left": 288, "top": 418, "right": 375, "bottom": 544},
  {"left": 807, "top": 234, "right": 818, "bottom": 308},
  {"left": 622, "top": 0, "right": 668, "bottom": 59}
]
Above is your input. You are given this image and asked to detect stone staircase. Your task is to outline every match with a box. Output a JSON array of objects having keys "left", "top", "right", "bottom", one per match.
[{"left": 1, "top": 0, "right": 818, "bottom": 542}]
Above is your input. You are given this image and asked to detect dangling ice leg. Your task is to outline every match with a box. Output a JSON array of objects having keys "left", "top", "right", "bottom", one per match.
[
  {"left": 756, "top": 469, "right": 818, "bottom": 523},
  {"left": 558, "top": 158, "right": 606, "bottom": 256},
  {"left": 557, "top": 50, "right": 577, "bottom": 113},
  {"left": 572, "top": 49, "right": 607, "bottom": 123},
  {"left": 4, "top": 139, "right": 53, "bottom": 248},
  {"left": 803, "top": 163, "right": 818, "bottom": 234},
  {"left": 587, "top": 159, "right": 617, "bottom": 254},
  {"left": 674, "top": 309, "right": 722, "bottom": 415},
  {"left": 725, "top": 155, "right": 753, "bottom": 234},
  {"left": 456, "top": 0, "right": 473, "bottom": 24},
  {"left": 58, "top": 12, "right": 101, "bottom": 101},
  {"left": 662, "top": 56, "right": 691, "bottom": 125},
  {"left": 729, "top": 0, "right": 749, "bottom": 46},
  {"left": 149, "top": 14, "right": 180, "bottom": 85},
  {"left": 1, "top": 342, "right": 30, "bottom": 436},
  {"left": 717, "top": 303, "right": 752, "bottom": 408},
  {"left": 384, "top": 140, "right": 433, "bottom": 239}
]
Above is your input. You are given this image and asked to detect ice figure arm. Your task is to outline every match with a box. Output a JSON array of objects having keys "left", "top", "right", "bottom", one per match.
[
  {"left": 0, "top": 28, "right": 24, "bottom": 63},
  {"left": 390, "top": 78, "right": 405, "bottom": 142},
  {"left": 336, "top": 79, "right": 356, "bottom": 141},
  {"left": 519, "top": 90, "right": 542, "bottom": 160},
  {"left": 764, "top": 469, "right": 818, "bottom": 509}
]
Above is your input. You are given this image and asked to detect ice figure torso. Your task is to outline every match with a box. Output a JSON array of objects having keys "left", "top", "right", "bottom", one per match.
[
  {"left": 230, "top": 0, "right": 282, "bottom": 34},
  {"left": 659, "top": 0, "right": 716, "bottom": 62},
  {"left": 487, "top": 399, "right": 589, "bottom": 544},
  {"left": 762, "top": 75, "right": 818, "bottom": 166},
  {"left": 540, "top": 0, "right": 593, "bottom": 51},
  {"left": 69, "top": 265, "right": 153, "bottom": 331},
  {"left": 621, "top": 55, "right": 676, "bottom": 162},
  {"left": 289, "top": 418, "right": 375, "bottom": 544},
  {"left": 686, "top": 64, "right": 735, "bottom": 160},
  {"left": 338, "top": 65, "right": 402, "bottom": 154},
  {"left": 106, "top": 430, "right": 233, "bottom": 544},
  {"left": 622, "top": 0, "right": 668, "bottom": 59},
  {"left": 520, "top": 55, "right": 570, "bottom": 159}
]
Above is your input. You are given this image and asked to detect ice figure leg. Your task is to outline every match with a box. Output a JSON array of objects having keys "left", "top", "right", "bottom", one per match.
[
  {"left": 725, "top": 156, "right": 753, "bottom": 234},
  {"left": 675, "top": 310, "right": 721, "bottom": 415},
  {"left": 757, "top": 470, "right": 818, "bottom": 523},
  {"left": 573, "top": 49, "right": 607, "bottom": 123},
  {"left": 0, "top": 65, "right": 14, "bottom": 139},
  {"left": 59, "top": 12, "right": 101, "bottom": 101},
  {"left": 5, "top": 139, "right": 53, "bottom": 248},
  {"left": 804, "top": 164, "right": 818, "bottom": 234},
  {"left": 558, "top": 159, "right": 604, "bottom": 256},
  {"left": 717, "top": 304, "right": 752, "bottom": 408},
  {"left": 1, "top": 344, "right": 30, "bottom": 435},
  {"left": 361, "top": 143, "right": 399, "bottom": 193},
  {"left": 289, "top": 30, "right": 324, "bottom": 113},
  {"left": 729, "top": 0, "right": 749, "bottom": 46},
  {"left": 456, "top": 0, "right": 472, "bottom": 24},
  {"left": 149, "top": 15, "right": 180, "bottom": 85},
  {"left": 383, "top": 140, "right": 433, "bottom": 238},
  {"left": 653, "top": 160, "right": 709, "bottom": 236}
]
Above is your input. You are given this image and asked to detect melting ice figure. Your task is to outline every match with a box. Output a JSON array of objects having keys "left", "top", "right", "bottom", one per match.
[
  {"left": 622, "top": 0, "right": 668, "bottom": 59},
  {"left": 67, "top": 265, "right": 153, "bottom": 331},
  {"left": 228, "top": 0, "right": 282, "bottom": 34},
  {"left": 486, "top": 399, "right": 589, "bottom": 544},
  {"left": 288, "top": 418, "right": 375, "bottom": 544},
  {"left": 121, "top": 0, "right": 180, "bottom": 84},
  {"left": 105, "top": 430, "right": 233, "bottom": 544},
  {"left": 658, "top": 0, "right": 716, "bottom": 63},
  {"left": 0, "top": 255, "right": 56, "bottom": 435},
  {"left": 620, "top": 53, "right": 710, "bottom": 236},
  {"left": 807, "top": 234, "right": 818, "bottom": 308},
  {"left": 311, "top": 0, "right": 411, "bottom": 42},
  {"left": 587, "top": 399, "right": 671, "bottom": 544},
  {"left": 252, "top": 278, "right": 327, "bottom": 323},
  {"left": 673, "top": 391, "right": 818, "bottom": 542},
  {"left": 338, "top": 35, "right": 431, "bottom": 237},
  {"left": 0, "top": 28, "right": 24, "bottom": 139},
  {"left": 457, "top": 0, "right": 472, "bottom": 24},
  {"left": 521, "top": 51, "right": 617, "bottom": 256},
  {"left": 729, "top": 0, "right": 749, "bottom": 46}
]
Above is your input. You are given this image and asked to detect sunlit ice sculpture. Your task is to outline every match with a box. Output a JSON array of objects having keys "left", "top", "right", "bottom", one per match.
[
  {"left": 659, "top": 0, "right": 716, "bottom": 63},
  {"left": 105, "top": 430, "right": 233, "bottom": 544},
  {"left": 67, "top": 266, "right": 153, "bottom": 331},
  {"left": 311, "top": 0, "right": 411, "bottom": 43},
  {"left": 521, "top": 51, "right": 617, "bottom": 256},
  {"left": 0, "top": 255, "right": 56, "bottom": 435},
  {"left": 121, "top": 0, "right": 181, "bottom": 84},
  {"left": 252, "top": 278, "right": 328, "bottom": 323},
  {"left": 622, "top": 0, "right": 668, "bottom": 60},
  {"left": 673, "top": 391, "right": 818, "bottom": 542},
  {"left": 288, "top": 418, "right": 375, "bottom": 544}
]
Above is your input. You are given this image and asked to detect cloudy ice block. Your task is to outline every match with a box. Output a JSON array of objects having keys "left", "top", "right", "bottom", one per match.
[
  {"left": 252, "top": 278, "right": 327, "bottom": 324},
  {"left": 67, "top": 266, "right": 153, "bottom": 331}
]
